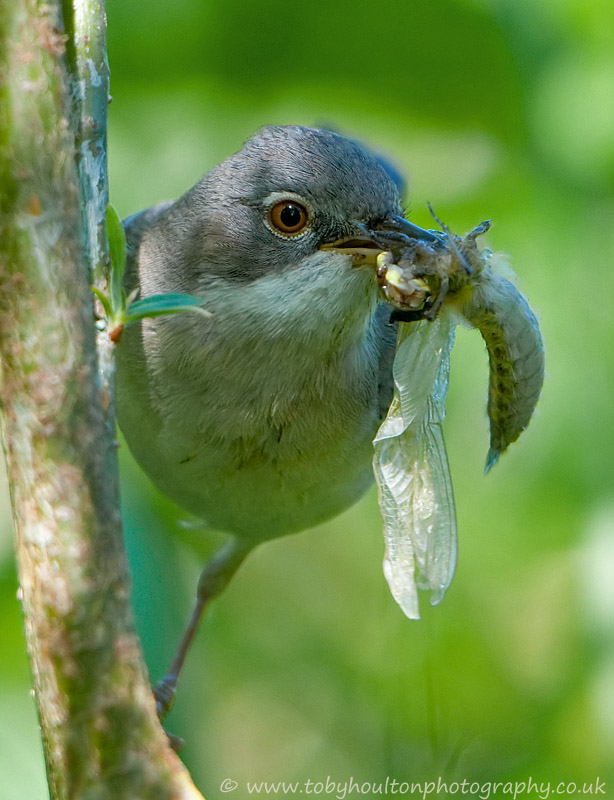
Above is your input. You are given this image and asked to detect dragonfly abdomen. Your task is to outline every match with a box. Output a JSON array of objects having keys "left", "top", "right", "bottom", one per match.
[{"left": 463, "top": 264, "right": 545, "bottom": 471}]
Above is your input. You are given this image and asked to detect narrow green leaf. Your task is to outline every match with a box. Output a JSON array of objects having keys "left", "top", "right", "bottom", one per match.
[
  {"left": 90, "top": 285, "right": 112, "bottom": 319},
  {"left": 126, "top": 287, "right": 139, "bottom": 307},
  {"left": 110, "top": 271, "right": 122, "bottom": 317},
  {"left": 106, "top": 204, "right": 126, "bottom": 315},
  {"left": 127, "top": 293, "right": 204, "bottom": 313},
  {"left": 123, "top": 293, "right": 209, "bottom": 325},
  {"left": 106, "top": 204, "right": 126, "bottom": 281}
]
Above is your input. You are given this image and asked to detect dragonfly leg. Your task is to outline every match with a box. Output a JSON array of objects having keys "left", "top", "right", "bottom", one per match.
[
  {"left": 424, "top": 276, "right": 450, "bottom": 321},
  {"left": 466, "top": 220, "right": 492, "bottom": 240}
]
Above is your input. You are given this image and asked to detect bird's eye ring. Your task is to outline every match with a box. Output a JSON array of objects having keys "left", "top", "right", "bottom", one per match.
[{"left": 268, "top": 200, "right": 310, "bottom": 237}]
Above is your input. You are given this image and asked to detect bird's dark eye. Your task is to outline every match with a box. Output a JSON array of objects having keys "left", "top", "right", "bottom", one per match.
[{"left": 268, "top": 200, "right": 310, "bottom": 237}]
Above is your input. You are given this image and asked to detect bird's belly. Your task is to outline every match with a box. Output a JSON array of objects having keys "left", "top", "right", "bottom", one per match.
[
  {"left": 116, "top": 265, "right": 391, "bottom": 541},
  {"left": 142, "top": 379, "right": 380, "bottom": 540}
]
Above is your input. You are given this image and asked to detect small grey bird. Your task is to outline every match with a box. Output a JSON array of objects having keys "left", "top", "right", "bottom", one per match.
[{"left": 116, "top": 124, "right": 437, "bottom": 713}]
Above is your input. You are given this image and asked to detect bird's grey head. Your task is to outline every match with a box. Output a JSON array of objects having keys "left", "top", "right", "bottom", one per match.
[{"left": 164, "top": 125, "right": 429, "bottom": 284}]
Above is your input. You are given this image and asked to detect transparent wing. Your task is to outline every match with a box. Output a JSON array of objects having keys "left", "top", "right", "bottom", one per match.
[{"left": 373, "top": 313, "right": 457, "bottom": 619}]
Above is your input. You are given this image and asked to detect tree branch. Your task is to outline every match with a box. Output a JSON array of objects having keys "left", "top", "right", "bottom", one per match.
[{"left": 0, "top": 1, "right": 204, "bottom": 797}]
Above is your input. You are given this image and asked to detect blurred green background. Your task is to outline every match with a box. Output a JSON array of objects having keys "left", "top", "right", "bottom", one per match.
[{"left": 2, "top": 0, "right": 614, "bottom": 796}]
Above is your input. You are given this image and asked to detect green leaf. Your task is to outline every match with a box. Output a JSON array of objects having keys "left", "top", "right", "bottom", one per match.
[
  {"left": 106, "top": 204, "right": 126, "bottom": 281},
  {"left": 106, "top": 204, "right": 127, "bottom": 315},
  {"left": 90, "top": 285, "right": 112, "bottom": 318},
  {"left": 123, "top": 293, "right": 208, "bottom": 325}
]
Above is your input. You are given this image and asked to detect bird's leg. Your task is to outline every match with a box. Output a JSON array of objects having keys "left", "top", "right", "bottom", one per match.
[{"left": 154, "top": 537, "right": 253, "bottom": 719}]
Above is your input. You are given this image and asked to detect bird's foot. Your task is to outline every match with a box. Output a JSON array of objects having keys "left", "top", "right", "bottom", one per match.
[
  {"left": 153, "top": 673, "right": 177, "bottom": 720},
  {"left": 152, "top": 675, "right": 185, "bottom": 750}
]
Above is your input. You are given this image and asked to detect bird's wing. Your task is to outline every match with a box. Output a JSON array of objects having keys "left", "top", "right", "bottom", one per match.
[{"left": 373, "top": 314, "right": 457, "bottom": 619}]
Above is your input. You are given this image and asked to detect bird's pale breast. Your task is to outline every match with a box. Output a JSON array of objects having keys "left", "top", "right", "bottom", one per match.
[{"left": 117, "top": 252, "right": 394, "bottom": 540}]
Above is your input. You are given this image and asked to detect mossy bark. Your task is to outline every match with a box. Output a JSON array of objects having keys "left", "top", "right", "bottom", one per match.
[{"left": 0, "top": 1, "right": 204, "bottom": 797}]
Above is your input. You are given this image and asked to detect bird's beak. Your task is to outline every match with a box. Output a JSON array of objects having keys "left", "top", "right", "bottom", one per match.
[
  {"left": 319, "top": 235, "right": 384, "bottom": 266},
  {"left": 376, "top": 216, "right": 441, "bottom": 243},
  {"left": 320, "top": 216, "right": 440, "bottom": 266}
]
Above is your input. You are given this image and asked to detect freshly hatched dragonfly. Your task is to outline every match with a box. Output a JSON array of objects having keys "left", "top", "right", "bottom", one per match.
[{"left": 372, "top": 217, "right": 545, "bottom": 619}]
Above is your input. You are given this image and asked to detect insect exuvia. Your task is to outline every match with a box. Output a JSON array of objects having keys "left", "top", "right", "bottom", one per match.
[{"left": 373, "top": 217, "right": 544, "bottom": 618}]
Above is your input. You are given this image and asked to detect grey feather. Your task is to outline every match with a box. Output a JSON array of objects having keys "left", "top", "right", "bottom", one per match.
[{"left": 116, "top": 125, "right": 400, "bottom": 540}]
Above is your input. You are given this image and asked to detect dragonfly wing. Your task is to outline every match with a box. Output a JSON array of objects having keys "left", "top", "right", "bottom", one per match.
[
  {"left": 419, "top": 403, "right": 457, "bottom": 604},
  {"left": 373, "top": 314, "right": 458, "bottom": 619}
]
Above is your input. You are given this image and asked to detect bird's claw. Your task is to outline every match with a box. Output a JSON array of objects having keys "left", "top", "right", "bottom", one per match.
[
  {"left": 152, "top": 675, "right": 185, "bottom": 750},
  {"left": 153, "top": 674, "right": 177, "bottom": 720}
]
